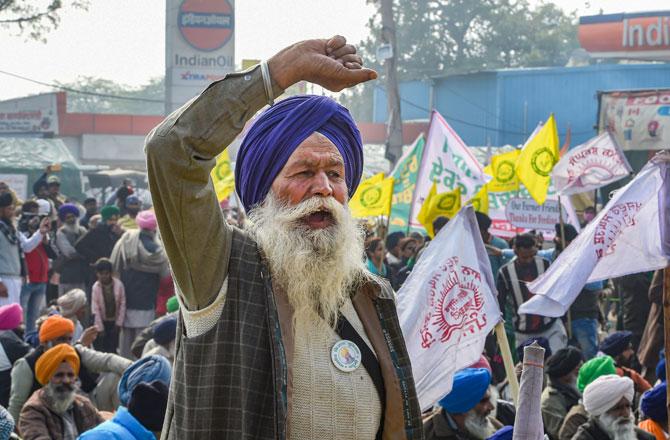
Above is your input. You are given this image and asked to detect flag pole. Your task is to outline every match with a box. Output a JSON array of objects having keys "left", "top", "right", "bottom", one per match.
[
  {"left": 495, "top": 321, "right": 519, "bottom": 406},
  {"left": 663, "top": 266, "right": 670, "bottom": 425},
  {"left": 557, "top": 195, "right": 572, "bottom": 340}
]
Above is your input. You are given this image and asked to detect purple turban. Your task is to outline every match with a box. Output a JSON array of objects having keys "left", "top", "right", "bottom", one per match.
[
  {"left": 58, "top": 203, "right": 80, "bottom": 221},
  {"left": 235, "top": 95, "right": 363, "bottom": 212}
]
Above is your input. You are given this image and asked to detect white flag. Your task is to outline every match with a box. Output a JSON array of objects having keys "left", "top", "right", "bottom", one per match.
[
  {"left": 552, "top": 131, "right": 632, "bottom": 196},
  {"left": 520, "top": 153, "right": 670, "bottom": 317},
  {"left": 398, "top": 206, "right": 501, "bottom": 411},
  {"left": 409, "top": 111, "right": 489, "bottom": 229}
]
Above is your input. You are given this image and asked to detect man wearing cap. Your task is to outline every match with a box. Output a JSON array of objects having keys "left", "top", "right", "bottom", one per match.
[
  {"left": 18, "top": 344, "right": 103, "bottom": 439},
  {"left": 424, "top": 368, "right": 501, "bottom": 439},
  {"left": 46, "top": 175, "right": 66, "bottom": 209},
  {"left": 638, "top": 382, "right": 667, "bottom": 440},
  {"left": 146, "top": 36, "right": 422, "bottom": 439},
  {"left": 18, "top": 201, "right": 54, "bottom": 334},
  {"left": 601, "top": 331, "right": 651, "bottom": 394},
  {"left": 0, "top": 304, "right": 30, "bottom": 407},
  {"left": 130, "top": 300, "right": 179, "bottom": 359},
  {"left": 141, "top": 316, "right": 177, "bottom": 363},
  {"left": 559, "top": 355, "right": 618, "bottom": 440},
  {"left": 8, "top": 315, "right": 131, "bottom": 421},
  {"left": 574, "top": 374, "right": 654, "bottom": 439},
  {"left": 117, "top": 196, "right": 141, "bottom": 230},
  {"left": 55, "top": 203, "right": 88, "bottom": 295},
  {"left": 75, "top": 205, "right": 124, "bottom": 267},
  {"left": 0, "top": 192, "right": 50, "bottom": 307},
  {"left": 110, "top": 210, "right": 169, "bottom": 359},
  {"left": 541, "top": 347, "right": 584, "bottom": 439}
]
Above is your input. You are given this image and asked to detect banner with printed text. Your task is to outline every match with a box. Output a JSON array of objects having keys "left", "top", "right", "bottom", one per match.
[
  {"left": 598, "top": 89, "right": 670, "bottom": 151},
  {"left": 410, "top": 111, "right": 488, "bottom": 229},
  {"left": 389, "top": 134, "right": 425, "bottom": 233}
]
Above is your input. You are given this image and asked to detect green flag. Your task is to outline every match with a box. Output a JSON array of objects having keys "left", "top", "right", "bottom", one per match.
[{"left": 388, "top": 134, "right": 425, "bottom": 234}]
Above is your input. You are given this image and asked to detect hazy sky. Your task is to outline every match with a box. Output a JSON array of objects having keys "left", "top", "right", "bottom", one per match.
[{"left": 0, "top": 0, "right": 666, "bottom": 100}]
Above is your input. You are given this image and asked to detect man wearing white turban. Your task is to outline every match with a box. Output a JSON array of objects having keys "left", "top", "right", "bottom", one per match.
[
  {"left": 573, "top": 374, "right": 654, "bottom": 440},
  {"left": 57, "top": 289, "right": 88, "bottom": 342}
]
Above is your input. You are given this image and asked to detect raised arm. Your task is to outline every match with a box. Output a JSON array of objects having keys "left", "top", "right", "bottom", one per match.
[{"left": 146, "top": 36, "right": 376, "bottom": 310}]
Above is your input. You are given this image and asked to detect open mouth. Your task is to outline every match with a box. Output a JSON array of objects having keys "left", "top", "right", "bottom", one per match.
[{"left": 302, "top": 209, "right": 335, "bottom": 229}]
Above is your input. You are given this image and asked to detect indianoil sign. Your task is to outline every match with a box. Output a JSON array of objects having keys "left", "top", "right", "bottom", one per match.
[
  {"left": 166, "top": 0, "right": 235, "bottom": 113},
  {"left": 578, "top": 11, "right": 670, "bottom": 60}
]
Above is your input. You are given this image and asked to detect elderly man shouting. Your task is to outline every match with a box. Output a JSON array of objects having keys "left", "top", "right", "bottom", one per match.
[{"left": 146, "top": 36, "right": 422, "bottom": 439}]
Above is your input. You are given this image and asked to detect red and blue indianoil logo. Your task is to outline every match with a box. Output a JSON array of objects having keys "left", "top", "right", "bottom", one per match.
[{"left": 178, "top": 0, "right": 234, "bottom": 52}]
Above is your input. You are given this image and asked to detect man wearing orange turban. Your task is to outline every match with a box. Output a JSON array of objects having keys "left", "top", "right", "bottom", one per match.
[
  {"left": 34, "top": 343, "right": 80, "bottom": 386},
  {"left": 19, "top": 344, "right": 103, "bottom": 439},
  {"left": 8, "top": 315, "right": 131, "bottom": 421},
  {"left": 38, "top": 315, "right": 74, "bottom": 346}
]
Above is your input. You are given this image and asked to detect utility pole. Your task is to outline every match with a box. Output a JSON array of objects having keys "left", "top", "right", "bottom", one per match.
[{"left": 379, "top": 0, "right": 403, "bottom": 166}]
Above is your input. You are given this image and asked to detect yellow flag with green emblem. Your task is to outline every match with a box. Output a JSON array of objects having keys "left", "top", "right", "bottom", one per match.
[
  {"left": 467, "top": 185, "right": 489, "bottom": 215},
  {"left": 417, "top": 182, "right": 461, "bottom": 237},
  {"left": 211, "top": 150, "right": 235, "bottom": 202},
  {"left": 515, "top": 114, "right": 559, "bottom": 205},
  {"left": 349, "top": 173, "right": 394, "bottom": 218},
  {"left": 487, "top": 150, "right": 520, "bottom": 192}
]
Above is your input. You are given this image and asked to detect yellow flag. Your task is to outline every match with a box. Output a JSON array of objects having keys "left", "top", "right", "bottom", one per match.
[
  {"left": 468, "top": 184, "right": 489, "bottom": 215},
  {"left": 417, "top": 182, "right": 461, "bottom": 237},
  {"left": 211, "top": 150, "right": 235, "bottom": 202},
  {"left": 487, "top": 150, "right": 520, "bottom": 192},
  {"left": 515, "top": 114, "right": 559, "bottom": 205},
  {"left": 349, "top": 173, "right": 394, "bottom": 218}
]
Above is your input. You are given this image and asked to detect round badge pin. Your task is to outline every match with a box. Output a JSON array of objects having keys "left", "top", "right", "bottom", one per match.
[{"left": 331, "top": 340, "right": 362, "bottom": 372}]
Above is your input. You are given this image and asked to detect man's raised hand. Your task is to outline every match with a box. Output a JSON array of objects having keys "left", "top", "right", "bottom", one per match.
[{"left": 269, "top": 35, "right": 377, "bottom": 92}]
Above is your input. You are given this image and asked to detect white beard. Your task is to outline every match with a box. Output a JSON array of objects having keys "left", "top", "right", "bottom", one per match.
[
  {"left": 597, "top": 413, "right": 637, "bottom": 440},
  {"left": 246, "top": 193, "right": 366, "bottom": 330},
  {"left": 45, "top": 382, "right": 76, "bottom": 415},
  {"left": 463, "top": 411, "right": 497, "bottom": 440}
]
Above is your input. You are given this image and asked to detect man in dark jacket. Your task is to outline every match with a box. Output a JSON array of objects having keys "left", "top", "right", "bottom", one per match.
[
  {"left": 574, "top": 374, "right": 654, "bottom": 440},
  {"left": 55, "top": 204, "right": 88, "bottom": 295},
  {"left": 541, "top": 347, "right": 583, "bottom": 440},
  {"left": 75, "top": 205, "right": 123, "bottom": 265}
]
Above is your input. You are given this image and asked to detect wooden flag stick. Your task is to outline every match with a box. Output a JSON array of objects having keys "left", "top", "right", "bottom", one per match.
[
  {"left": 557, "top": 195, "right": 572, "bottom": 340},
  {"left": 663, "top": 266, "right": 670, "bottom": 425},
  {"left": 495, "top": 321, "right": 519, "bottom": 406}
]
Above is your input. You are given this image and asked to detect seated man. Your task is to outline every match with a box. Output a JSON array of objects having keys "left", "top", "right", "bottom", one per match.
[
  {"left": 638, "top": 382, "right": 667, "bottom": 440},
  {"left": 141, "top": 315, "right": 177, "bottom": 363},
  {"left": 600, "top": 331, "right": 651, "bottom": 394},
  {"left": 574, "top": 374, "right": 654, "bottom": 440},
  {"left": 79, "top": 380, "right": 169, "bottom": 439},
  {"left": 18, "top": 344, "right": 103, "bottom": 439},
  {"left": 0, "top": 304, "right": 30, "bottom": 408},
  {"left": 56, "top": 288, "right": 88, "bottom": 342},
  {"left": 541, "top": 347, "right": 583, "bottom": 440},
  {"left": 559, "top": 355, "right": 617, "bottom": 440},
  {"left": 8, "top": 315, "right": 132, "bottom": 421},
  {"left": 423, "top": 368, "right": 501, "bottom": 440}
]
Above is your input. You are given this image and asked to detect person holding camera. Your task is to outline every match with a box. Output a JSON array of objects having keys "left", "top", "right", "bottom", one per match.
[{"left": 0, "top": 194, "right": 50, "bottom": 310}]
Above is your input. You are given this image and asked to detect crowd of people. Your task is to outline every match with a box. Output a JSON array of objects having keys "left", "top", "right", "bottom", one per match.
[
  {"left": 0, "top": 170, "right": 180, "bottom": 439},
  {"left": 0, "top": 36, "right": 666, "bottom": 440},
  {"left": 363, "top": 210, "right": 667, "bottom": 440}
]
